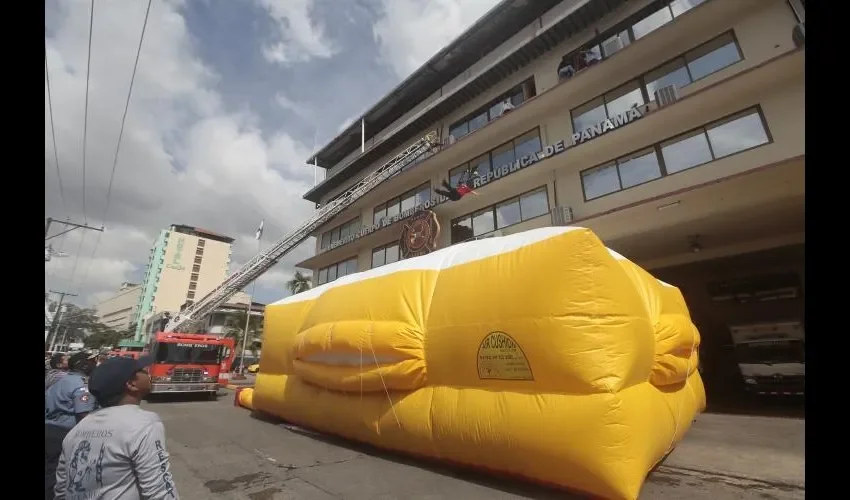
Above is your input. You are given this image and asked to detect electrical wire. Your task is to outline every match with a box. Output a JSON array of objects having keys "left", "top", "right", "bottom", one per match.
[
  {"left": 45, "top": 44, "right": 67, "bottom": 214},
  {"left": 77, "top": 0, "right": 154, "bottom": 295},
  {"left": 80, "top": 0, "right": 96, "bottom": 224}
]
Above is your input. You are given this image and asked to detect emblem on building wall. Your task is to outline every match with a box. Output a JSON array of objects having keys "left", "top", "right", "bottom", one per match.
[{"left": 399, "top": 210, "right": 440, "bottom": 259}]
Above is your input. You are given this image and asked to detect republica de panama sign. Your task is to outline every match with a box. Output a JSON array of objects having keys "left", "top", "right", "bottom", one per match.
[
  {"left": 570, "top": 104, "right": 647, "bottom": 145},
  {"left": 322, "top": 103, "right": 649, "bottom": 253}
]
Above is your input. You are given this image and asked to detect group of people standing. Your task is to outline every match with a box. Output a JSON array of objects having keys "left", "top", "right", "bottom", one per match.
[{"left": 45, "top": 350, "right": 180, "bottom": 499}]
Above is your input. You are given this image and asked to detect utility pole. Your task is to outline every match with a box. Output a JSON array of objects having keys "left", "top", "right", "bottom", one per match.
[
  {"left": 45, "top": 217, "right": 104, "bottom": 241},
  {"left": 46, "top": 290, "right": 77, "bottom": 351}
]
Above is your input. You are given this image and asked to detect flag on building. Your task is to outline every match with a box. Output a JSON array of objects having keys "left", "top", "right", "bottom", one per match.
[{"left": 255, "top": 220, "right": 264, "bottom": 240}]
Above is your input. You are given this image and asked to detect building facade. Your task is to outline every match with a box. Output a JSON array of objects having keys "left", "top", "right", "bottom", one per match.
[
  {"left": 134, "top": 224, "right": 234, "bottom": 339},
  {"left": 95, "top": 282, "right": 142, "bottom": 332},
  {"left": 137, "top": 291, "right": 264, "bottom": 344},
  {"left": 296, "top": 0, "right": 805, "bottom": 409}
]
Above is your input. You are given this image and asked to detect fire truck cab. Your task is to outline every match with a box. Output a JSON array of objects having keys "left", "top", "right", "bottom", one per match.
[{"left": 146, "top": 332, "right": 235, "bottom": 397}]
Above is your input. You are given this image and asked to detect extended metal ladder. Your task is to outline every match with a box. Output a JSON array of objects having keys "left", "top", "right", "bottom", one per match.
[{"left": 164, "top": 131, "right": 440, "bottom": 332}]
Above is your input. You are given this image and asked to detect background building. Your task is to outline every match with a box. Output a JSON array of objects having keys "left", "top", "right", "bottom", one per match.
[
  {"left": 137, "top": 291, "right": 264, "bottom": 344},
  {"left": 95, "top": 282, "right": 142, "bottom": 332},
  {"left": 134, "top": 224, "right": 234, "bottom": 339},
  {"left": 295, "top": 0, "right": 805, "bottom": 414}
]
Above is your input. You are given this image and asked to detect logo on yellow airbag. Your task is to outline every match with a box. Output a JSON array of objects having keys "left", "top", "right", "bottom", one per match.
[{"left": 477, "top": 331, "right": 534, "bottom": 381}]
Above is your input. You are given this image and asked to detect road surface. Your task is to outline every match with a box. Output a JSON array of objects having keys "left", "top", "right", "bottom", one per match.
[{"left": 148, "top": 391, "right": 804, "bottom": 499}]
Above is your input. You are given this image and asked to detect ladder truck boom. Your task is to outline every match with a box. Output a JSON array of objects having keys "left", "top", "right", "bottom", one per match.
[{"left": 164, "top": 131, "right": 440, "bottom": 333}]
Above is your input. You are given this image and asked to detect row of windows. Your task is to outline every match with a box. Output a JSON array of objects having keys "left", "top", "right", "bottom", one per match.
[
  {"left": 373, "top": 183, "right": 431, "bottom": 225},
  {"left": 450, "top": 186, "right": 550, "bottom": 244},
  {"left": 449, "top": 129, "right": 543, "bottom": 187},
  {"left": 557, "top": 0, "right": 709, "bottom": 82},
  {"left": 448, "top": 79, "right": 535, "bottom": 142},
  {"left": 317, "top": 257, "right": 358, "bottom": 285},
  {"left": 581, "top": 107, "right": 771, "bottom": 201},
  {"left": 571, "top": 31, "right": 743, "bottom": 134},
  {"left": 320, "top": 218, "right": 360, "bottom": 251},
  {"left": 186, "top": 240, "right": 204, "bottom": 305}
]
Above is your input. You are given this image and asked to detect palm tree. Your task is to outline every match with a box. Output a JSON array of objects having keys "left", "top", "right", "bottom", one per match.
[
  {"left": 286, "top": 270, "right": 312, "bottom": 295},
  {"left": 224, "top": 310, "right": 264, "bottom": 374},
  {"left": 224, "top": 311, "right": 263, "bottom": 354}
]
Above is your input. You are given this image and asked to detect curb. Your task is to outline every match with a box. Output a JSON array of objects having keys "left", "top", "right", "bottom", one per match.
[{"left": 225, "top": 384, "right": 254, "bottom": 390}]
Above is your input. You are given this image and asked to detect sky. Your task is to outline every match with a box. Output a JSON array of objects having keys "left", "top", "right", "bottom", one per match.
[{"left": 45, "top": 0, "right": 502, "bottom": 309}]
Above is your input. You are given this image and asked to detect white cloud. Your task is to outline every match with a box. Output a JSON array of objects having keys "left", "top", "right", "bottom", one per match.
[
  {"left": 274, "top": 92, "right": 311, "bottom": 120},
  {"left": 372, "top": 0, "right": 501, "bottom": 79},
  {"left": 45, "top": 0, "right": 316, "bottom": 307},
  {"left": 257, "top": 0, "right": 337, "bottom": 65}
]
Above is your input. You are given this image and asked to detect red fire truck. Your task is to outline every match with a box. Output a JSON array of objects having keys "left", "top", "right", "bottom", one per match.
[{"left": 146, "top": 332, "right": 235, "bottom": 398}]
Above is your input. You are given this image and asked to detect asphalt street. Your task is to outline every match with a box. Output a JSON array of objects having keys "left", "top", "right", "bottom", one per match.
[{"left": 147, "top": 390, "right": 804, "bottom": 500}]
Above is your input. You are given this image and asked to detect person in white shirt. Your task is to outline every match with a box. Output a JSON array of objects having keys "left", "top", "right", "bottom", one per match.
[{"left": 54, "top": 356, "right": 180, "bottom": 500}]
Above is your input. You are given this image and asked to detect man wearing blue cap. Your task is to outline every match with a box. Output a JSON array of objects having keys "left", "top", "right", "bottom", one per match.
[
  {"left": 53, "top": 355, "right": 180, "bottom": 500},
  {"left": 45, "top": 350, "right": 98, "bottom": 499}
]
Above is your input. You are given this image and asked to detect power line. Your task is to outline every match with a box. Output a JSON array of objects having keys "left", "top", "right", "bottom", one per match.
[
  {"left": 78, "top": 0, "right": 154, "bottom": 295},
  {"left": 80, "top": 0, "right": 95, "bottom": 223},
  {"left": 45, "top": 44, "right": 67, "bottom": 214}
]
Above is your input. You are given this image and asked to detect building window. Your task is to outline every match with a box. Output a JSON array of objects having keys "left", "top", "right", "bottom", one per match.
[
  {"left": 320, "top": 218, "right": 361, "bottom": 251},
  {"left": 197, "top": 239, "right": 205, "bottom": 247},
  {"left": 581, "top": 163, "right": 621, "bottom": 200},
  {"left": 556, "top": 0, "right": 707, "bottom": 83},
  {"left": 317, "top": 257, "right": 358, "bottom": 285},
  {"left": 572, "top": 32, "right": 743, "bottom": 134},
  {"left": 684, "top": 32, "right": 742, "bottom": 81},
  {"left": 617, "top": 147, "right": 663, "bottom": 189},
  {"left": 450, "top": 217, "right": 473, "bottom": 244},
  {"left": 189, "top": 282, "right": 197, "bottom": 291},
  {"left": 669, "top": 0, "right": 708, "bottom": 17},
  {"left": 448, "top": 128, "right": 542, "bottom": 187},
  {"left": 450, "top": 186, "right": 550, "bottom": 243},
  {"left": 187, "top": 291, "right": 195, "bottom": 299},
  {"left": 195, "top": 247, "right": 203, "bottom": 256},
  {"left": 372, "top": 243, "right": 400, "bottom": 269},
  {"left": 448, "top": 78, "right": 536, "bottom": 141},
  {"left": 581, "top": 107, "right": 771, "bottom": 200},
  {"left": 192, "top": 264, "right": 200, "bottom": 273},
  {"left": 191, "top": 273, "right": 199, "bottom": 281},
  {"left": 373, "top": 183, "right": 431, "bottom": 225},
  {"left": 194, "top": 256, "right": 202, "bottom": 264},
  {"left": 450, "top": 154, "right": 491, "bottom": 187},
  {"left": 661, "top": 129, "right": 713, "bottom": 174},
  {"left": 631, "top": 5, "right": 674, "bottom": 40},
  {"left": 704, "top": 109, "right": 770, "bottom": 159}
]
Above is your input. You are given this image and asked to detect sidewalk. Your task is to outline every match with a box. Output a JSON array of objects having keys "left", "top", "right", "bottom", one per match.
[{"left": 665, "top": 413, "right": 805, "bottom": 487}]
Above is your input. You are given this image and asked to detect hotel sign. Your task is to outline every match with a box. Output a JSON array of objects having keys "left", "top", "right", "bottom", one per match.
[
  {"left": 167, "top": 237, "right": 186, "bottom": 270},
  {"left": 323, "top": 104, "right": 649, "bottom": 253}
]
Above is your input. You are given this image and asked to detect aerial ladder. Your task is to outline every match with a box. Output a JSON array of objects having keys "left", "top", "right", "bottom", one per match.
[{"left": 164, "top": 131, "right": 440, "bottom": 333}]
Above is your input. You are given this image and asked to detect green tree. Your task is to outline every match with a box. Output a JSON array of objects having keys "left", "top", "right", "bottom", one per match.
[
  {"left": 224, "top": 311, "right": 264, "bottom": 356},
  {"left": 83, "top": 328, "right": 133, "bottom": 350},
  {"left": 55, "top": 305, "right": 111, "bottom": 344},
  {"left": 286, "top": 271, "right": 312, "bottom": 295}
]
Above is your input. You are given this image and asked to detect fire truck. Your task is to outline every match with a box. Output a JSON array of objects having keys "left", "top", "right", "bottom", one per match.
[
  {"left": 146, "top": 332, "right": 235, "bottom": 398},
  {"left": 110, "top": 339, "right": 148, "bottom": 359}
]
